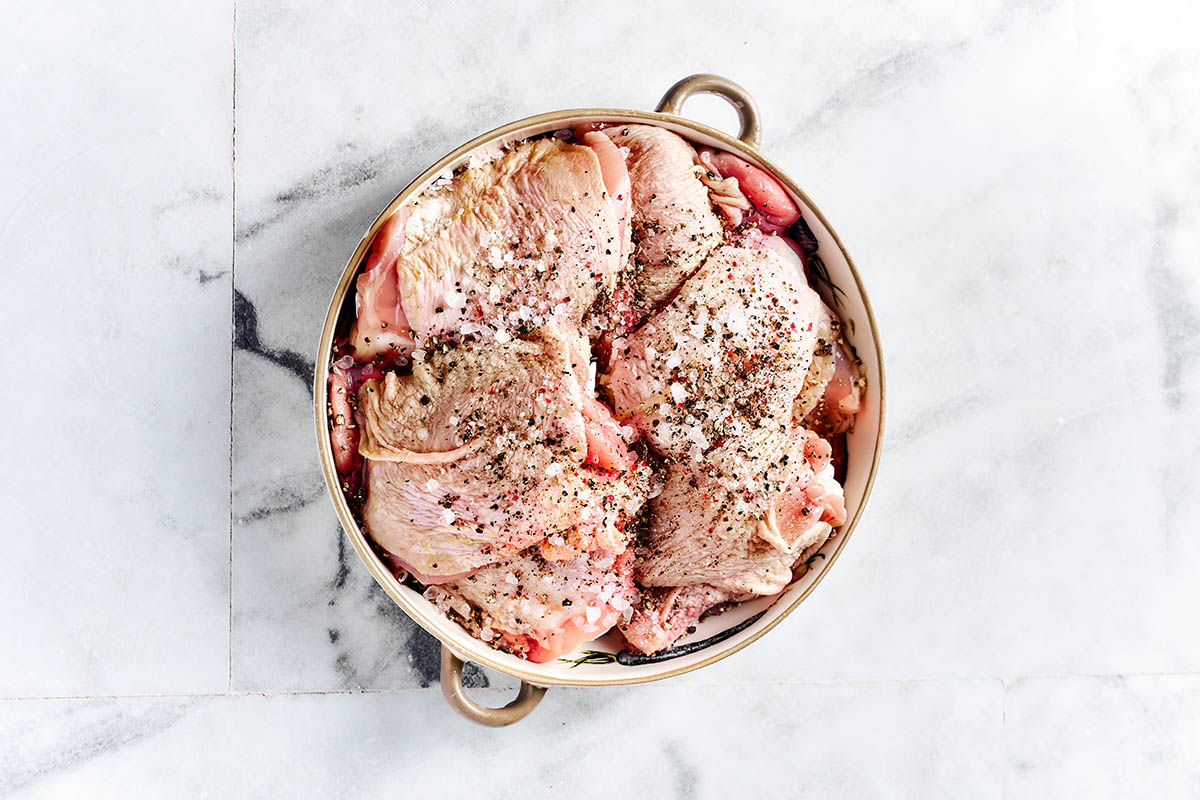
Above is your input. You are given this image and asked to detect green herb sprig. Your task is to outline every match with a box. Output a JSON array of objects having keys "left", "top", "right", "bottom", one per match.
[
  {"left": 558, "top": 650, "right": 618, "bottom": 668},
  {"left": 807, "top": 253, "right": 847, "bottom": 307}
]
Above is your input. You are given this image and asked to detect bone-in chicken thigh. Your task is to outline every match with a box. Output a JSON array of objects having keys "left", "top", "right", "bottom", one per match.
[
  {"left": 350, "top": 138, "right": 623, "bottom": 360},
  {"left": 604, "top": 245, "right": 827, "bottom": 460},
  {"left": 425, "top": 547, "right": 636, "bottom": 663},
  {"left": 358, "top": 326, "right": 644, "bottom": 582},
  {"left": 638, "top": 426, "right": 845, "bottom": 593},
  {"left": 603, "top": 124, "right": 722, "bottom": 308},
  {"left": 621, "top": 426, "right": 845, "bottom": 654}
]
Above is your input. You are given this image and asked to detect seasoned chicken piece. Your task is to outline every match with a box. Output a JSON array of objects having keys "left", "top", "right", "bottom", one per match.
[
  {"left": 760, "top": 235, "right": 864, "bottom": 434},
  {"left": 639, "top": 426, "right": 846, "bottom": 593},
  {"left": 604, "top": 245, "right": 826, "bottom": 460},
  {"left": 619, "top": 584, "right": 738, "bottom": 656},
  {"left": 621, "top": 426, "right": 845, "bottom": 654},
  {"left": 350, "top": 138, "right": 622, "bottom": 360},
  {"left": 579, "top": 130, "right": 633, "bottom": 268},
  {"left": 351, "top": 207, "right": 417, "bottom": 362},
  {"left": 603, "top": 124, "right": 722, "bottom": 309},
  {"left": 425, "top": 548, "right": 636, "bottom": 663},
  {"left": 358, "top": 326, "right": 645, "bottom": 582},
  {"left": 792, "top": 308, "right": 839, "bottom": 421},
  {"left": 697, "top": 147, "right": 801, "bottom": 228},
  {"left": 801, "top": 338, "right": 864, "bottom": 437}
]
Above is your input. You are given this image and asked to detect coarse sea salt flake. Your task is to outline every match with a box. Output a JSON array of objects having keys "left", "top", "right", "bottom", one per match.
[
  {"left": 665, "top": 354, "right": 682, "bottom": 370},
  {"left": 440, "top": 508, "right": 456, "bottom": 525},
  {"left": 494, "top": 328, "right": 512, "bottom": 344},
  {"left": 412, "top": 349, "right": 426, "bottom": 362},
  {"left": 504, "top": 572, "right": 518, "bottom": 585},
  {"left": 444, "top": 290, "right": 467, "bottom": 309},
  {"left": 425, "top": 478, "right": 440, "bottom": 491},
  {"left": 546, "top": 462, "right": 564, "bottom": 477},
  {"left": 488, "top": 284, "right": 502, "bottom": 303},
  {"left": 584, "top": 606, "right": 601, "bottom": 624},
  {"left": 670, "top": 383, "right": 687, "bottom": 403}
]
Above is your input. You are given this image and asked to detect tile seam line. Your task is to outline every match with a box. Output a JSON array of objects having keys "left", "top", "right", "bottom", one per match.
[
  {"left": 227, "top": 0, "right": 237, "bottom": 696},
  {"left": 4, "top": 669, "right": 1200, "bottom": 701}
]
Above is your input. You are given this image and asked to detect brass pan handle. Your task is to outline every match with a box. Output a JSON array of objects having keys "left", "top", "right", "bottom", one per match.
[
  {"left": 656, "top": 73, "right": 762, "bottom": 149},
  {"left": 440, "top": 646, "right": 546, "bottom": 726}
]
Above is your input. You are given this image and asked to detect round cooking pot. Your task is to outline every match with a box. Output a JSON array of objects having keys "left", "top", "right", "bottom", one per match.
[{"left": 315, "top": 74, "right": 886, "bottom": 726}]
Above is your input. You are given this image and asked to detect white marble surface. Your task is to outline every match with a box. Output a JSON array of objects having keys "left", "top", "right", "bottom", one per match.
[{"left": 3, "top": 0, "right": 1199, "bottom": 796}]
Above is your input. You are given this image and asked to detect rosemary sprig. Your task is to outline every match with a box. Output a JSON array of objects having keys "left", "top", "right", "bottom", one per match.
[
  {"left": 558, "top": 650, "right": 618, "bottom": 668},
  {"left": 806, "top": 253, "right": 847, "bottom": 308}
]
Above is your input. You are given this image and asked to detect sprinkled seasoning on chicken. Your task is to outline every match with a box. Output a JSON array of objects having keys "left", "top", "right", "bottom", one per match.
[
  {"left": 357, "top": 326, "right": 646, "bottom": 583},
  {"left": 425, "top": 547, "right": 636, "bottom": 663},
  {"left": 621, "top": 427, "right": 845, "bottom": 655},
  {"left": 350, "top": 138, "right": 623, "bottom": 361},
  {"left": 329, "top": 122, "right": 866, "bottom": 663},
  {"left": 603, "top": 245, "right": 827, "bottom": 461},
  {"left": 601, "top": 124, "right": 722, "bottom": 317}
]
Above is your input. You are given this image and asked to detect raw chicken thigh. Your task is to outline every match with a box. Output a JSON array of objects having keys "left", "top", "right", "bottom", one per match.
[
  {"left": 425, "top": 547, "right": 636, "bottom": 663},
  {"left": 357, "top": 326, "right": 644, "bottom": 582},
  {"left": 330, "top": 122, "right": 866, "bottom": 663},
  {"left": 350, "top": 138, "right": 624, "bottom": 361},
  {"left": 604, "top": 245, "right": 826, "bottom": 460},
  {"left": 638, "top": 426, "right": 845, "bottom": 593},
  {"left": 602, "top": 124, "right": 722, "bottom": 310},
  {"left": 621, "top": 427, "right": 845, "bottom": 654}
]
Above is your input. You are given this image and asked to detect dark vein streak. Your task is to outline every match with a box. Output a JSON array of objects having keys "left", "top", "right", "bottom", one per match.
[{"left": 234, "top": 288, "right": 314, "bottom": 392}]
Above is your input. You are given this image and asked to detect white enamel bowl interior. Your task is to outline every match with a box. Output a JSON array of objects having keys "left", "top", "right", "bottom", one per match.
[{"left": 325, "top": 113, "right": 883, "bottom": 687}]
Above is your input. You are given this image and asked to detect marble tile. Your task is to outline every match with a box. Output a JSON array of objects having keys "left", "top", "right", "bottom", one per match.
[
  {"left": 0, "top": 2, "right": 232, "bottom": 694},
  {"left": 231, "top": 0, "right": 1200, "bottom": 692},
  {"left": 679, "top": 0, "right": 1200, "bottom": 685},
  {"left": 223, "top": 0, "right": 1190, "bottom": 695},
  {"left": 6, "top": 0, "right": 1200, "bottom": 793},
  {"left": 1004, "top": 675, "right": 1200, "bottom": 798},
  {"left": 0, "top": 679, "right": 1002, "bottom": 798}
]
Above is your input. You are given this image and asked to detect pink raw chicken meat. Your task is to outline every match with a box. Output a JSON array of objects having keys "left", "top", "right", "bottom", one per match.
[
  {"left": 333, "top": 126, "right": 867, "bottom": 663},
  {"left": 327, "top": 359, "right": 384, "bottom": 479},
  {"left": 760, "top": 235, "right": 864, "bottom": 435},
  {"left": 622, "top": 425, "right": 845, "bottom": 654},
  {"left": 350, "top": 207, "right": 417, "bottom": 362},
  {"left": 579, "top": 130, "right": 632, "bottom": 267},
  {"left": 604, "top": 245, "right": 827, "bottom": 460},
  {"left": 802, "top": 338, "right": 863, "bottom": 436},
  {"left": 425, "top": 548, "right": 636, "bottom": 663},
  {"left": 602, "top": 124, "right": 722, "bottom": 310},
  {"left": 620, "top": 584, "right": 737, "bottom": 656},
  {"left": 357, "top": 325, "right": 646, "bottom": 583},
  {"left": 350, "top": 138, "right": 622, "bottom": 361},
  {"left": 698, "top": 147, "right": 801, "bottom": 228}
]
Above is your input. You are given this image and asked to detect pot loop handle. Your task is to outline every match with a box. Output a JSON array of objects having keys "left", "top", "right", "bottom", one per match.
[
  {"left": 440, "top": 645, "right": 547, "bottom": 727},
  {"left": 656, "top": 73, "right": 762, "bottom": 149}
]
